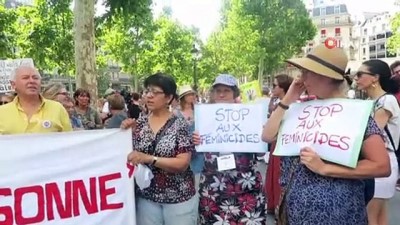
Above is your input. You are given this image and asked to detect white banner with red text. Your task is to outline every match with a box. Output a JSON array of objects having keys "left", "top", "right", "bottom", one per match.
[
  {"left": 274, "top": 99, "right": 373, "bottom": 168},
  {"left": 0, "top": 129, "right": 135, "bottom": 225}
]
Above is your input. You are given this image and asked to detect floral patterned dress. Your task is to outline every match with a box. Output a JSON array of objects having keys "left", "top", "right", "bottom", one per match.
[
  {"left": 198, "top": 153, "right": 267, "bottom": 225},
  {"left": 281, "top": 117, "right": 382, "bottom": 225}
]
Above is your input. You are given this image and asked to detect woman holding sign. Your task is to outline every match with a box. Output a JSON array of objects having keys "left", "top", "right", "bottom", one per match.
[
  {"left": 262, "top": 45, "right": 390, "bottom": 225},
  {"left": 193, "top": 74, "right": 267, "bottom": 225},
  {"left": 354, "top": 59, "right": 400, "bottom": 225}
]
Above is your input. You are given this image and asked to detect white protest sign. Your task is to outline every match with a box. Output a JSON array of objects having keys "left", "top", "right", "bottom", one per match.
[
  {"left": 195, "top": 101, "right": 268, "bottom": 153},
  {"left": 0, "top": 58, "right": 34, "bottom": 93},
  {"left": 0, "top": 129, "right": 136, "bottom": 225},
  {"left": 274, "top": 99, "right": 373, "bottom": 168}
]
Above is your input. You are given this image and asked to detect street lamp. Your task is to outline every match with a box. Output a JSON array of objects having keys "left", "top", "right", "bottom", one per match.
[{"left": 190, "top": 44, "right": 199, "bottom": 92}]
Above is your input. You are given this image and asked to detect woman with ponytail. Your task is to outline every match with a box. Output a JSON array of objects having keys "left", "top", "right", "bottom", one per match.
[{"left": 355, "top": 59, "right": 400, "bottom": 225}]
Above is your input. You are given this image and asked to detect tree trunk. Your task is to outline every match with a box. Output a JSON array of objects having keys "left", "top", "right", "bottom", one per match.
[
  {"left": 257, "top": 52, "right": 265, "bottom": 88},
  {"left": 73, "top": 0, "right": 97, "bottom": 102}
]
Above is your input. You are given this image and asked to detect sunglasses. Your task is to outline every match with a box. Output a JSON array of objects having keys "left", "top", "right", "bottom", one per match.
[
  {"left": 0, "top": 101, "right": 9, "bottom": 105},
  {"left": 355, "top": 71, "right": 376, "bottom": 78}
]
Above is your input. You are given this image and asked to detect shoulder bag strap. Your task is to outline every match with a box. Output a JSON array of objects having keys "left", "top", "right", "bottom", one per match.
[
  {"left": 384, "top": 126, "right": 397, "bottom": 151},
  {"left": 374, "top": 94, "right": 397, "bottom": 151},
  {"left": 149, "top": 116, "right": 177, "bottom": 154}
]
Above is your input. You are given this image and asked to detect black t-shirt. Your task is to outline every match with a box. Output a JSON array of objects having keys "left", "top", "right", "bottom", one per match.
[{"left": 127, "top": 104, "right": 141, "bottom": 119}]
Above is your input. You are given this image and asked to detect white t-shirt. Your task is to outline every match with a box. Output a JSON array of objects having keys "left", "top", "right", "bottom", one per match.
[
  {"left": 373, "top": 94, "right": 400, "bottom": 151},
  {"left": 347, "top": 90, "right": 356, "bottom": 99},
  {"left": 102, "top": 101, "right": 128, "bottom": 114}
]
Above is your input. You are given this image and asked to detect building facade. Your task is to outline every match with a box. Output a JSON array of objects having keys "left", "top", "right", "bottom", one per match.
[
  {"left": 303, "top": 3, "right": 355, "bottom": 59},
  {"left": 352, "top": 12, "right": 399, "bottom": 61}
]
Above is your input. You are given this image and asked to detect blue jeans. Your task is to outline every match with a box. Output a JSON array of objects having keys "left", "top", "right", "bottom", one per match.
[{"left": 136, "top": 195, "right": 198, "bottom": 225}]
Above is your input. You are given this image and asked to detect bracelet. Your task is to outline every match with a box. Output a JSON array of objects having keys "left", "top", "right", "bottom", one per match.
[
  {"left": 278, "top": 102, "right": 289, "bottom": 110},
  {"left": 151, "top": 156, "right": 158, "bottom": 165}
]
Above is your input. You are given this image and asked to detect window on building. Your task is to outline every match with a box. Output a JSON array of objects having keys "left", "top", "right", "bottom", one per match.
[
  {"left": 334, "top": 6, "right": 340, "bottom": 14},
  {"left": 321, "top": 7, "right": 326, "bottom": 16},
  {"left": 335, "top": 28, "right": 341, "bottom": 36},
  {"left": 370, "top": 45, "right": 376, "bottom": 52},
  {"left": 362, "top": 38, "right": 366, "bottom": 43},
  {"left": 321, "top": 19, "right": 326, "bottom": 25},
  {"left": 363, "top": 48, "right": 366, "bottom": 55},
  {"left": 335, "top": 17, "right": 340, "bottom": 24},
  {"left": 321, "top": 29, "right": 326, "bottom": 38},
  {"left": 377, "top": 34, "right": 385, "bottom": 39},
  {"left": 379, "top": 44, "right": 385, "bottom": 50},
  {"left": 363, "top": 28, "right": 367, "bottom": 35},
  {"left": 377, "top": 53, "right": 385, "bottom": 58}
]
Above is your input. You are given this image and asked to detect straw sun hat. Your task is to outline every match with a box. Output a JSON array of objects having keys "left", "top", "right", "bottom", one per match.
[
  {"left": 178, "top": 85, "right": 196, "bottom": 99},
  {"left": 286, "top": 44, "right": 349, "bottom": 81}
]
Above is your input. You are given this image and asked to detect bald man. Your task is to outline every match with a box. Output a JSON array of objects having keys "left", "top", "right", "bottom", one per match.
[{"left": 0, "top": 65, "right": 72, "bottom": 134}]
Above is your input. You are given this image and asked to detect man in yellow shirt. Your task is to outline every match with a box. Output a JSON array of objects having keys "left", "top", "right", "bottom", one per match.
[{"left": 0, "top": 65, "right": 72, "bottom": 134}]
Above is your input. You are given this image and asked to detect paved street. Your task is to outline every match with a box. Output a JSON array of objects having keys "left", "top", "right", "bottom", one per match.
[{"left": 257, "top": 161, "right": 400, "bottom": 225}]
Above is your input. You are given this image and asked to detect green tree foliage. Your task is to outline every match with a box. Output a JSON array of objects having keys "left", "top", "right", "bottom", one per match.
[
  {"left": 388, "top": 12, "right": 400, "bottom": 54},
  {"left": 102, "top": 0, "right": 152, "bottom": 22},
  {"left": 12, "top": 0, "right": 74, "bottom": 74},
  {"left": 143, "top": 15, "right": 197, "bottom": 86},
  {"left": 0, "top": 4, "right": 17, "bottom": 58},
  {"left": 201, "top": 0, "right": 261, "bottom": 79},
  {"left": 201, "top": 0, "right": 316, "bottom": 81},
  {"left": 243, "top": 0, "right": 316, "bottom": 74}
]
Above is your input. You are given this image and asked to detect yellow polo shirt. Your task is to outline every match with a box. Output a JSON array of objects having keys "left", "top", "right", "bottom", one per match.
[{"left": 0, "top": 96, "right": 73, "bottom": 134}]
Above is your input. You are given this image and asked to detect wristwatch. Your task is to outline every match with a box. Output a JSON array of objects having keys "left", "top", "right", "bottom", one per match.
[
  {"left": 278, "top": 102, "right": 289, "bottom": 110},
  {"left": 151, "top": 156, "right": 158, "bottom": 165}
]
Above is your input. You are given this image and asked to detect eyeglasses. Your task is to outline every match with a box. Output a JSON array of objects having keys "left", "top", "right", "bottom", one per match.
[
  {"left": 355, "top": 71, "right": 376, "bottom": 78},
  {"left": 143, "top": 89, "right": 164, "bottom": 96},
  {"left": 0, "top": 101, "right": 9, "bottom": 105}
]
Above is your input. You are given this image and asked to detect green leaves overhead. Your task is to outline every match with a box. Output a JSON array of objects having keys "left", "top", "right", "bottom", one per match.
[
  {"left": 10, "top": 0, "right": 74, "bottom": 74},
  {"left": 1, "top": 0, "right": 316, "bottom": 89},
  {"left": 0, "top": 4, "right": 18, "bottom": 59},
  {"left": 202, "top": 0, "right": 316, "bottom": 81},
  {"left": 387, "top": 12, "right": 400, "bottom": 54}
]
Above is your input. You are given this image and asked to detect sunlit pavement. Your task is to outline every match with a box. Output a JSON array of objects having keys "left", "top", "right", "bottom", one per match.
[{"left": 257, "top": 161, "right": 400, "bottom": 225}]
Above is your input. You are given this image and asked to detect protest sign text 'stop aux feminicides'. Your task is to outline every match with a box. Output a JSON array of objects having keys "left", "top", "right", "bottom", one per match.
[
  {"left": 274, "top": 99, "right": 373, "bottom": 168},
  {"left": 195, "top": 101, "right": 268, "bottom": 153},
  {"left": 282, "top": 103, "right": 350, "bottom": 150}
]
